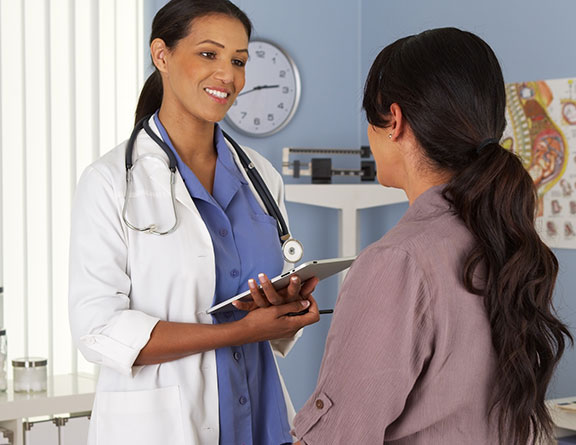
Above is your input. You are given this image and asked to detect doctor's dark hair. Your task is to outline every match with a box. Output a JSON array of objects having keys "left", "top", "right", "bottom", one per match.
[
  {"left": 364, "top": 28, "right": 572, "bottom": 444},
  {"left": 134, "top": 0, "right": 252, "bottom": 124}
]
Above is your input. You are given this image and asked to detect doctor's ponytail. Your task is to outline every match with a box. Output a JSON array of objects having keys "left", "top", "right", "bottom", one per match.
[
  {"left": 134, "top": 0, "right": 252, "bottom": 125},
  {"left": 135, "top": 71, "right": 163, "bottom": 124}
]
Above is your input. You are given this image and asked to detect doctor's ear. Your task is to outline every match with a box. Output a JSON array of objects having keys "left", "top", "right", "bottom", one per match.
[{"left": 150, "top": 38, "right": 169, "bottom": 73}]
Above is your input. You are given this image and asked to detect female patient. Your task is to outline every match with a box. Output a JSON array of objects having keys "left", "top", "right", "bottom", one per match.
[{"left": 292, "top": 27, "right": 572, "bottom": 444}]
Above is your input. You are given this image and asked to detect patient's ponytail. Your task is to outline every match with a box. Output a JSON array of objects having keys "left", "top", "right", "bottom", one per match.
[
  {"left": 444, "top": 141, "right": 570, "bottom": 444},
  {"left": 363, "top": 27, "right": 572, "bottom": 444}
]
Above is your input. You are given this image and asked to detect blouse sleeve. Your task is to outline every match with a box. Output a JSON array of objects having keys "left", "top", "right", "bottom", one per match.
[{"left": 292, "top": 244, "right": 433, "bottom": 443}]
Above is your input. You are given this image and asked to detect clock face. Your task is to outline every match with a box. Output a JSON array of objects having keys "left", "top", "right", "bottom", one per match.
[{"left": 225, "top": 40, "right": 301, "bottom": 137}]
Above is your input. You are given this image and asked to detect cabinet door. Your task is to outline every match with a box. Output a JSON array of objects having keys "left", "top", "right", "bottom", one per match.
[
  {"left": 59, "top": 416, "right": 90, "bottom": 445},
  {"left": 24, "top": 420, "right": 58, "bottom": 445}
]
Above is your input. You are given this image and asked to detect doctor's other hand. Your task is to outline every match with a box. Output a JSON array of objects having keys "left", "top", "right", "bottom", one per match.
[
  {"left": 235, "top": 296, "right": 320, "bottom": 342},
  {"left": 233, "top": 274, "right": 319, "bottom": 311}
]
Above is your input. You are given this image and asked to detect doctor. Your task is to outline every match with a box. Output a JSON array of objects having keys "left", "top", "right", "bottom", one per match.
[{"left": 68, "top": 1, "right": 319, "bottom": 444}]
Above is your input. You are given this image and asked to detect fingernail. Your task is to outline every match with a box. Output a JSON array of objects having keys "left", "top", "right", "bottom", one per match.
[
  {"left": 258, "top": 273, "right": 266, "bottom": 282},
  {"left": 301, "top": 300, "right": 310, "bottom": 308},
  {"left": 248, "top": 279, "right": 256, "bottom": 289},
  {"left": 291, "top": 276, "right": 299, "bottom": 284}
]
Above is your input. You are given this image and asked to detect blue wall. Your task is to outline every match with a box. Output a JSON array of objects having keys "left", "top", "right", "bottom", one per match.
[{"left": 150, "top": 0, "right": 576, "bottom": 409}]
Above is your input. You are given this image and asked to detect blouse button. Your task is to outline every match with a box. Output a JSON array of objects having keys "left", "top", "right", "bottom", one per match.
[
  {"left": 239, "top": 396, "right": 247, "bottom": 405},
  {"left": 219, "top": 228, "right": 228, "bottom": 237},
  {"left": 230, "top": 269, "right": 240, "bottom": 278},
  {"left": 233, "top": 351, "right": 241, "bottom": 361},
  {"left": 315, "top": 399, "right": 324, "bottom": 410}
]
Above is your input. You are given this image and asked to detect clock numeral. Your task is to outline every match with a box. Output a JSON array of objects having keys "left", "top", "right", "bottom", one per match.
[
  {"left": 256, "top": 50, "right": 265, "bottom": 58},
  {"left": 233, "top": 100, "right": 238, "bottom": 106},
  {"left": 282, "top": 87, "right": 289, "bottom": 94},
  {"left": 254, "top": 117, "right": 261, "bottom": 126},
  {"left": 267, "top": 113, "right": 274, "bottom": 121},
  {"left": 272, "top": 57, "right": 276, "bottom": 64},
  {"left": 277, "top": 103, "right": 284, "bottom": 109},
  {"left": 279, "top": 70, "right": 286, "bottom": 78},
  {"left": 241, "top": 111, "right": 247, "bottom": 119}
]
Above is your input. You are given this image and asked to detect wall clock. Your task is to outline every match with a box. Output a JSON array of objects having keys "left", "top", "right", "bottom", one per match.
[{"left": 225, "top": 39, "right": 301, "bottom": 137}]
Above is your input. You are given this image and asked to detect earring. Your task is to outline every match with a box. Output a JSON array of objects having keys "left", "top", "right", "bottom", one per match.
[{"left": 388, "top": 134, "right": 392, "bottom": 139}]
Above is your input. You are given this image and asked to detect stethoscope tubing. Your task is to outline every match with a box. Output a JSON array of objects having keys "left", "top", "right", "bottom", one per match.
[
  {"left": 124, "top": 115, "right": 294, "bottom": 247},
  {"left": 221, "top": 129, "right": 290, "bottom": 240}
]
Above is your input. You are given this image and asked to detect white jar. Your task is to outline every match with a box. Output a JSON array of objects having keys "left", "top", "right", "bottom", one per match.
[
  {"left": 12, "top": 357, "right": 47, "bottom": 393},
  {"left": 0, "top": 329, "right": 6, "bottom": 392}
]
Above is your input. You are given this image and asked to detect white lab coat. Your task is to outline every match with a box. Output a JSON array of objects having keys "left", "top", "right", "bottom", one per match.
[{"left": 69, "top": 117, "right": 299, "bottom": 445}]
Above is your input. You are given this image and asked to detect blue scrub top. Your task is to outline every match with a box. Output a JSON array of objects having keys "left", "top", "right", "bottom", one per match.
[{"left": 154, "top": 114, "right": 292, "bottom": 445}]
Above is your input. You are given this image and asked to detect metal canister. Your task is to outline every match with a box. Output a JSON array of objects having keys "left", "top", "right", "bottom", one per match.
[{"left": 12, "top": 357, "right": 48, "bottom": 392}]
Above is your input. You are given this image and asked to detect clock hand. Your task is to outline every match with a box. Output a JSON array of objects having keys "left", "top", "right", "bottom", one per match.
[{"left": 237, "top": 84, "right": 280, "bottom": 97}]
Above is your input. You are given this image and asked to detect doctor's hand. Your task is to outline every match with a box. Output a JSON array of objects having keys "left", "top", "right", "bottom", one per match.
[
  {"left": 235, "top": 296, "right": 320, "bottom": 342},
  {"left": 233, "top": 274, "right": 319, "bottom": 311}
]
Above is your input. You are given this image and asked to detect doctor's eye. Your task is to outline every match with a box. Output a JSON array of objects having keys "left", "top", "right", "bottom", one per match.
[{"left": 200, "top": 51, "right": 216, "bottom": 59}]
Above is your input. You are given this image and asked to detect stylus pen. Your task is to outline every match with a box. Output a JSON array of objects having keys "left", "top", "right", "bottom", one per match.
[{"left": 286, "top": 308, "right": 334, "bottom": 316}]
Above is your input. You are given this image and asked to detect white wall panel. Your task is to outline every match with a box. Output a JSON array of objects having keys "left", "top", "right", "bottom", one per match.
[
  {"left": 1, "top": 0, "right": 144, "bottom": 377},
  {"left": 24, "top": 0, "right": 51, "bottom": 363},
  {"left": 98, "top": 0, "right": 118, "bottom": 155},
  {"left": 50, "top": 0, "right": 75, "bottom": 376},
  {"left": 1, "top": 0, "right": 28, "bottom": 359},
  {"left": 73, "top": 0, "right": 97, "bottom": 181},
  {"left": 115, "top": 0, "right": 144, "bottom": 143}
]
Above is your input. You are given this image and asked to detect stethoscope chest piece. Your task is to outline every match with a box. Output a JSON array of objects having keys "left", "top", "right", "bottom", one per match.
[{"left": 282, "top": 238, "right": 304, "bottom": 263}]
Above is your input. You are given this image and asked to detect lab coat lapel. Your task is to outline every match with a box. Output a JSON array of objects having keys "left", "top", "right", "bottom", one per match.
[{"left": 134, "top": 117, "right": 200, "bottom": 217}]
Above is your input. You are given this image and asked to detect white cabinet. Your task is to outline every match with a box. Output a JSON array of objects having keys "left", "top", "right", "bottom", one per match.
[
  {"left": 0, "top": 374, "right": 95, "bottom": 445},
  {"left": 60, "top": 415, "right": 90, "bottom": 445},
  {"left": 548, "top": 396, "right": 576, "bottom": 442},
  {"left": 23, "top": 412, "right": 90, "bottom": 445},
  {"left": 23, "top": 420, "right": 58, "bottom": 445}
]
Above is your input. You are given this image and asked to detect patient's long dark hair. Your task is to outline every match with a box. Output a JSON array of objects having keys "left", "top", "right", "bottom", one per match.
[
  {"left": 363, "top": 27, "right": 572, "bottom": 444},
  {"left": 134, "top": 0, "right": 252, "bottom": 124}
]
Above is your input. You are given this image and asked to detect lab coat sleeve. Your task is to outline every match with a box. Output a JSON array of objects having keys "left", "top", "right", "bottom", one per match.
[
  {"left": 292, "top": 245, "right": 433, "bottom": 443},
  {"left": 69, "top": 164, "right": 160, "bottom": 376}
]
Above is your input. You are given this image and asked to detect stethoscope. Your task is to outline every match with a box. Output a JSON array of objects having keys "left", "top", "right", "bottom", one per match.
[{"left": 122, "top": 115, "right": 304, "bottom": 263}]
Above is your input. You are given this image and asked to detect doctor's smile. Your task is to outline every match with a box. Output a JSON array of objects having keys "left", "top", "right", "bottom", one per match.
[{"left": 204, "top": 87, "right": 231, "bottom": 101}]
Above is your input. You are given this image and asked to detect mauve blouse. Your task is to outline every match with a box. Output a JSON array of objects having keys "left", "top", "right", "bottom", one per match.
[{"left": 293, "top": 185, "right": 501, "bottom": 444}]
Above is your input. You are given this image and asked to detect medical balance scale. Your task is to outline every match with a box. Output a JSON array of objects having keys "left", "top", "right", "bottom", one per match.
[{"left": 281, "top": 145, "right": 407, "bottom": 260}]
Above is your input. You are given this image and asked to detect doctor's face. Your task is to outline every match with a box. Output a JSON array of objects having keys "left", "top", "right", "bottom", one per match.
[{"left": 157, "top": 14, "right": 249, "bottom": 124}]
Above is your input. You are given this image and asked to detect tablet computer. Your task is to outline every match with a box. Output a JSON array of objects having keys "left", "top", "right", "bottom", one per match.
[{"left": 206, "top": 256, "right": 356, "bottom": 314}]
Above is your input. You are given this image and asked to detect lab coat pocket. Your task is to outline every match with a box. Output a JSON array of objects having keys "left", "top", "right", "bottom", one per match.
[
  {"left": 96, "top": 386, "right": 185, "bottom": 445},
  {"left": 293, "top": 391, "right": 334, "bottom": 436}
]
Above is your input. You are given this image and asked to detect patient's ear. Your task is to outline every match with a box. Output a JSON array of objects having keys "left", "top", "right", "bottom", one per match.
[{"left": 388, "top": 103, "right": 404, "bottom": 141}]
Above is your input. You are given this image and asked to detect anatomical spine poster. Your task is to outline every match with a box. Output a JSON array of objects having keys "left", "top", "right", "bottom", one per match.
[{"left": 502, "top": 77, "right": 576, "bottom": 249}]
